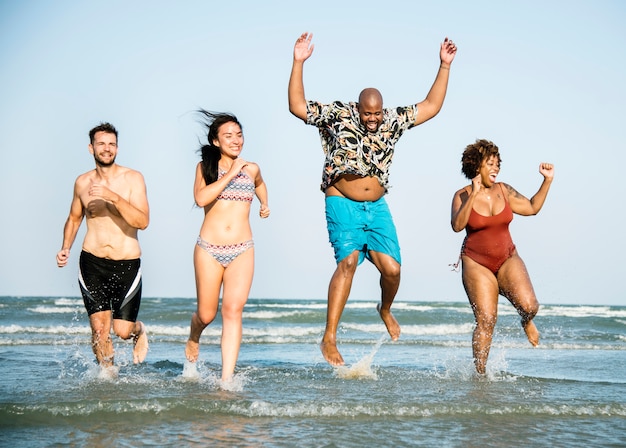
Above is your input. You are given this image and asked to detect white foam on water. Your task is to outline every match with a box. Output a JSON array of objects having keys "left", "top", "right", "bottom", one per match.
[
  {"left": 81, "top": 363, "right": 119, "bottom": 381},
  {"left": 28, "top": 305, "right": 81, "bottom": 314},
  {"left": 243, "top": 310, "right": 317, "bottom": 319},
  {"left": 343, "top": 322, "right": 474, "bottom": 336},
  {"left": 334, "top": 334, "right": 386, "bottom": 380},
  {"left": 0, "top": 324, "right": 90, "bottom": 335},
  {"left": 218, "top": 371, "right": 249, "bottom": 392},
  {"left": 181, "top": 360, "right": 201, "bottom": 381},
  {"left": 542, "top": 305, "right": 626, "bottom": 318},
  {"left": 248, "top": 302, "right": 327, "bottom": 310},
  {"left": 54, "top": 298, "right": 84, "bottom": 306},
  {"left": 179, "top": 360, "right": 249, "bottom": 392}
]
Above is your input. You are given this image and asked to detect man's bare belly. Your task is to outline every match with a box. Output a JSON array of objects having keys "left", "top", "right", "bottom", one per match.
[
  {"left": 325, "top": 175, "right": 385, "bottom": 202},
  {"left": 82, "top": 224, "right": 141, "bottom": 261}
]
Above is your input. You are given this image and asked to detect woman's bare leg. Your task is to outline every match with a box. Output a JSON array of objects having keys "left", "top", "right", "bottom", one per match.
[
  {"left": 462, "top": 257, "right": 500, "bottom": 374},
  {"left": 219, "top": 248, "right": 254, "bottom": 381},
  {"left": 186, "top": 245, "right": 222, "bottom": 362},
  {"left": 498, "top": 253, "right": 540, "bottom": 347}
]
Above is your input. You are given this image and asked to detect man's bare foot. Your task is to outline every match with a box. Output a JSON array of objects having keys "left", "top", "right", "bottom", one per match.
[
  {"left": 185, "top": 340, "right": 200, "bottom": 363},
  {"left": 320, "top": 340, "right": 344, "bottom": 366},
  {"left": 377, "top": 304, "right": 400, "bottom": 341},
  {"left": 523, "top": 320, "right": 540, "bottom": 347},
  {"left": 132, "top": 322, "right": 149, "bottom": 364}
]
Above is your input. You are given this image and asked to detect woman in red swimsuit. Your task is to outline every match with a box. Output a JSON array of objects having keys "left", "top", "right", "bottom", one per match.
[{"left": 451, "top": 139, "right": 554, "bottom": 375}]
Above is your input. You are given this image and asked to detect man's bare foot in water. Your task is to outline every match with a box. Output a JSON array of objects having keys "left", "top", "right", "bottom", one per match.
[
  {"left": 523, "top": 320, "right": 540, "bottom": 347},
  {"left": 185, "top": 340, "right": 200, "bottom": 363},
  {"left": 320, "top": 339, "right": 344, "bottom": 366},
  {"left": 377, "top": 303, "right": 400, "bottom": 341},
  {"left": 132, "top": 322, "right": 149, "bottom": 364}
]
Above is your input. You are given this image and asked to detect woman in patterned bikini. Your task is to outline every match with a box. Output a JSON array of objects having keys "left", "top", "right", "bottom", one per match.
[
  {"left": 450, "top": 139, "right": 554, "bottom": 375},
  {"left": 185, "top": 110, "right": 270, "bottom": 382}
]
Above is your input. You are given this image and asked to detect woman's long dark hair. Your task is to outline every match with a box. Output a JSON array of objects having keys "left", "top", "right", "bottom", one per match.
[{"left": 197, "top": 109, "right": 242, "bottom": 185}]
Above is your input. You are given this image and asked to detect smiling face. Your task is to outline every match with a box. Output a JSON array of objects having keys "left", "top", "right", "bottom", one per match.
[
  {"left": 358, "top": 88, "right": 383, "bottom": 133},
  {"left": 460, "top": 139, "right": 501, "bottom": 180},
  {"left": 89, "top": 131, "right": 118, "bottom": 167},
  {"left": 479, "top": 155, "right": 501, "bottom": 187},
  {"left": 212, "top": 121, "right": 244, "bottom": 158}
]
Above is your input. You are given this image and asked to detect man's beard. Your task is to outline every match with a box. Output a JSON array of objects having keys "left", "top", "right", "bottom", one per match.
[{"left": 94, "top": 154, "right": 115, "bottom": 167}]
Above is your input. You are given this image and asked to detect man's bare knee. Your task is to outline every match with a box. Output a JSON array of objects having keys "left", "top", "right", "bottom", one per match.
[
  {"left": 380, "top": 263, "right": 400, "bottom": 281},
  {"left": 337, "top": 253, "right": 359, "bottom": 275},
  {"left": 112, "top": 320, "right": 140, "bottom": 340}
]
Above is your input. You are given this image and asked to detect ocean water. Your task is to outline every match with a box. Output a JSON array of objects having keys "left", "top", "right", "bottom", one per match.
[{"left": 0, "top": 296, "right": 624, "bottom": 447}]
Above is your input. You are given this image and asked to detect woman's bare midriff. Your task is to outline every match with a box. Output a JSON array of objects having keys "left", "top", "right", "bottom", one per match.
[{"left": 325, "top": 175, "right": 385, "bottom": 202}]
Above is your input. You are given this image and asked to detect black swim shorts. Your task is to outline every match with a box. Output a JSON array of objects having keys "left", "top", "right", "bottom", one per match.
[{"left": 78, "top": 250, "right": 142, "bottom": 321}]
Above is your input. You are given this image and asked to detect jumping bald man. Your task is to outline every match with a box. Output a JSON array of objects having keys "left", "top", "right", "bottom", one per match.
[{"left": 288, "top": 32, "right": 457, "bottom": 366}]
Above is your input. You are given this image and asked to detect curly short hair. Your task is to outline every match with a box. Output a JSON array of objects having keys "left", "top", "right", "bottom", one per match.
[
  {"left": 89, "top": 122, "right": 118, "bottom": 145},
  {"left": 461, "top": 139, "right": 501, "bottom": 179}
]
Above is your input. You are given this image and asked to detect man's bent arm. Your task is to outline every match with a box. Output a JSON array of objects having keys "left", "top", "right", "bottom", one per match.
[
  {"left": 110, "top": 172, "right": 150, "bottom": 230},
  {"left": 93, "top": 171, "right": 150, "bottom": 230}
]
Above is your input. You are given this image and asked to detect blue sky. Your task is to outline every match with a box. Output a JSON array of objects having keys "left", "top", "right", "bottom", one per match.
[{"left": 1, "top": 0, "right": 624, "bottom": 305}]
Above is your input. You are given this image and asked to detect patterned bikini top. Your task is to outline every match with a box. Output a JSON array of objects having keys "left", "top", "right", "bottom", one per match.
[{"left": 216, "top": 169, "right": 255, "bottom": 202}]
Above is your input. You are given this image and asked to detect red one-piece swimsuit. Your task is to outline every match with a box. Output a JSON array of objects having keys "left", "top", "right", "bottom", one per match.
[{"left": 462, "top": 184, "right": 516, "bottom": 275}]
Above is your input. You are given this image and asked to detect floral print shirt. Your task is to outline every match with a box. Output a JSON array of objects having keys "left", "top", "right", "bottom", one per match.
[{"left": 306, "top": 100, "right": 419, "bottom": 192}]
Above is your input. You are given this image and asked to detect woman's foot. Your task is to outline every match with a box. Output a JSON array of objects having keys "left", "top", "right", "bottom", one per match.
[{"left": 523, "top": 320, "right": 540, "bottom": 347}]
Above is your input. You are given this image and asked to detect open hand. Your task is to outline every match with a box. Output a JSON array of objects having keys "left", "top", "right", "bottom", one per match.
[{"left": 294, "top": 32, "right": 314, "bottom": 62}]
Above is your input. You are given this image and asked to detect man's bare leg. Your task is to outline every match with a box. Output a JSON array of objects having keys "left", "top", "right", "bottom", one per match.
[
  {"left": 321, "top": 253, "right": 358, "bottom": 366},
  {"left": 377, "top": 303, "right": 400, "bottom": 341},
  {"left": 132, "top": 321, "right": 149, "bottom": 364},
  {"left": 185, "top": 312, "right": 207, "bottom": 362},
  {"left": 371, "top": 252, "right": 401, "bottom": 341},
  {"left": 89, "top": 312, "right": 114, "bottom": 367}
]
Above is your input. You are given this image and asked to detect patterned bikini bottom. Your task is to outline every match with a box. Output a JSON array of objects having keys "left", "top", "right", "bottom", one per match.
[{"left": 196, "top": 236, "right": 254, "bottom": 267}]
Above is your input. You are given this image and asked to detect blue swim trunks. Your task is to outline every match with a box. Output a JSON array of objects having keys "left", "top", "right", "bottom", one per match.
[{"left": 325, "top": 196, "right": 401, "bottom": 265}]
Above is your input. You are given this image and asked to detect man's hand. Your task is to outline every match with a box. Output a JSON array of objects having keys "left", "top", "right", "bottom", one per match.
[
  {"left": 294, "top": 32, "right": 314, "bottom": 62},
  {"left": 440, "top": 37, "right": 457, "bottom": 66},
  {"left": 56, "top": 248, "right": 70, "bottom": 267},
  {"left": 89, "top": 183, "right": 119, "bottom": 204}
]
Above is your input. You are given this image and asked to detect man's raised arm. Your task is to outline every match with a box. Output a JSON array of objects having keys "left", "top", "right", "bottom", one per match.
[
  {"left": 288, "top": 32, "right": 315, "bottom": 122},
  {"left": 414, "top": 37, "right": 458, "bottom": 126}
]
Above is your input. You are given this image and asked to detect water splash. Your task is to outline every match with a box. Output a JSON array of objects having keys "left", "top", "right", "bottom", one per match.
[
  {"left": 181, "top": 360, "right": 200, "bottom": 380},
  {"left": 334, "top": 334, "right": 386, "bottom": 380},
  {"left": 92, "top": 364, "right": 119, "bottom": 381},
  {"left": 218, "top": 371, "right": 249, "bottom": 392}
]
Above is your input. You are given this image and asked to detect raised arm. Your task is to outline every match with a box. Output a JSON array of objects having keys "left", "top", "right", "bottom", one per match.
[
  {"left": 288, "top": 32, "right": 315, "bottom": 122},
  {"left": 506, "top": 163, "right": 555, "bottom": 216},
  {"left": 414, "top": 37, "right": 457, "bottom": 126}
]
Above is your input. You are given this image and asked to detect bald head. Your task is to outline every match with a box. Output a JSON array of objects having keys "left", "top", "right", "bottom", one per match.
[
  {"left": 357, "top": 88, "right": 384, "bottom": 133},
  {"left": 358, "top": 88, "right": 383, "bottom": 107}
]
